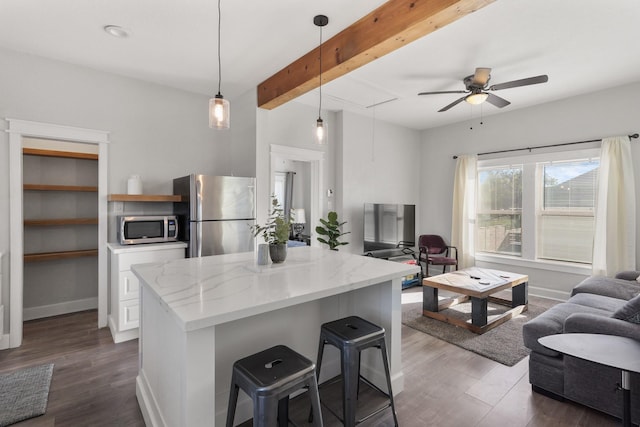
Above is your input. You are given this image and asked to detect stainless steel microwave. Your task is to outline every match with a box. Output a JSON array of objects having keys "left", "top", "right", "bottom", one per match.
[{"left": 118, "top": 215, "right": 179, "bottom": 245}]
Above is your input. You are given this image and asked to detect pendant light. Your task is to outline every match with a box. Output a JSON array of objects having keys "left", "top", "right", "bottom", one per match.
[
  {"left": 314, "top": 15, "right": 328, "bottom": 145},
  {"left": 209, "top": 0, "right": 230, "bottom": 129}
]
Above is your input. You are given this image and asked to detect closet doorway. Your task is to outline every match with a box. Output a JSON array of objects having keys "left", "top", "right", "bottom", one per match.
[
  {"left": 6, "top": 119, "right": 109, "bottom": 348},
  {"left": 22, "top": 138, "right": 99, "bottom": 321}
]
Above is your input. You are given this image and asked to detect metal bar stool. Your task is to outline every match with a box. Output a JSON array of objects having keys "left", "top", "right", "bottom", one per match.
[
  {"left": 312, "top": 316, "right": 399, "bottom": 427},
  {"left": 226, "top": 345, "right": 323, "bottom": 427}
]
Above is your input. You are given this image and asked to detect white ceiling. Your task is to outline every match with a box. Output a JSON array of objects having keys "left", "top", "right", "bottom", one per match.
[{"left": 1, "top": 0, "right": 639, "bottom": 131}]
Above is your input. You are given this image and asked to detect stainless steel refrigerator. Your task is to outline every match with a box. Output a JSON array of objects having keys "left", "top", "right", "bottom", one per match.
[{"left": 173, "top": 174, "right": 256, "bottom": 257}]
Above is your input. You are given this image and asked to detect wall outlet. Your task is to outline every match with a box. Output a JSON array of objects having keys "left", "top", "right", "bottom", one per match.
[
  {"left": 327, "top": 189, "right": 334, "bottom": 197},
  {"left": 113, "top": 201, "right": 124, "bottom": 213}
]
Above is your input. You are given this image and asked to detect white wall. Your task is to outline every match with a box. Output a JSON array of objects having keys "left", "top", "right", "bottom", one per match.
[
  {"left": 256, "top": 101, "right": 335, "bottom": 232},
  {"left": 420, "top": 82, "right": 640, "bottom": 299},
  {"left": 0, "top": 48, "right": 256, "bottom": 333},
  {"left": 255, "top": 103, "right": 421, "bottom": 255},
  {"left": 338, "top": 111, "right": 422, "bottom": 254},
  {"left": 229, "top": 89, "right": 258, "bottom": 178}
]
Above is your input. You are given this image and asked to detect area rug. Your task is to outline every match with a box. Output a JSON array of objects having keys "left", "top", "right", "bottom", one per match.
[
  {"left": 0, "top": 363, "right": 54, "bottom": 427},
  {"left": 402, "top": 289, "right": 558, "bottom": 366}
]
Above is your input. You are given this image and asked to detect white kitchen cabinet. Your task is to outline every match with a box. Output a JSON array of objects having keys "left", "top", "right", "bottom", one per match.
[{"left": 107, "top": 242, "right": 186, "bottom": 343}]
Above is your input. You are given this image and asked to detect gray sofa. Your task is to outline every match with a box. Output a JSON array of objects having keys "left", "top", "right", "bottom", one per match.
[{"left": 523, "top": 271, "right": 640, "bottom": 422}]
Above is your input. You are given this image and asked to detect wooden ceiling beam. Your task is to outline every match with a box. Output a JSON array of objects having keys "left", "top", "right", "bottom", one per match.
[{"left": 257, "top": 0, "right": 495, "bottom": 110}]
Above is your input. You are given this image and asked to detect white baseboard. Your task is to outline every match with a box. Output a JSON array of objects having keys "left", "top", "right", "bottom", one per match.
[
  {"left": 0, "top": 333, "right": 9, "bottom": 350},
  {"left": 0, "top": 305, "right": 4, "bottom": 350},
  {"left": 137, "top": 370, "right": 167, "bottom": 427},
  {"left": 529, "top": 285, "right": 571, "bottom": 302},
  {"left": 23, "top": 297, "right": 98, "bottom": 321},
  {"left": 108, "top": 314, "right": 138, "bottom": 343}
]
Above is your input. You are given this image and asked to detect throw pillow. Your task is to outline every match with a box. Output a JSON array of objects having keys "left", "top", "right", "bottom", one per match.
[{"left": 613, "top": 293, "right": 640, "bottom": 324}]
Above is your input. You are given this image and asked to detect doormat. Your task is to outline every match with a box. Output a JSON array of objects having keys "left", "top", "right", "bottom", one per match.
[
  {"left": 401, "top": 289, "right": 557, "bottom": 366},
  {"left": 0, "top": 363, "right": 54, "bottom": 426}
]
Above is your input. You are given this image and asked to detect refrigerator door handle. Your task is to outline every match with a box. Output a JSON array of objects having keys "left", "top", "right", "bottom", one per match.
[
  {"left": 194, "top": 177, "right": 202, "bottom": 220},
  {"left": 194, "top": 222, "right": 202, "bottom": 258}
]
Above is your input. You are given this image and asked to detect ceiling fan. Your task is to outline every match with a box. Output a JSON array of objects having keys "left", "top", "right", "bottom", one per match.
[{"left": 418, "top": 67, "right": 548, "bottom": 112}]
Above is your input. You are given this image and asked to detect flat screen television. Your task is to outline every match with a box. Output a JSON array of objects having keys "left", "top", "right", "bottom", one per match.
[{"left": 363, "top": 203, "right": 416, "bottom": 252}]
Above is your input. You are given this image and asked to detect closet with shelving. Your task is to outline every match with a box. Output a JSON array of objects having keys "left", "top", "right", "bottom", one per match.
[{"left": 22, "top": 142, "right": 99, "bottom": 320}]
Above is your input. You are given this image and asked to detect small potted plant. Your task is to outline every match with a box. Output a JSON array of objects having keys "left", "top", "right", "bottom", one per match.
[
  {"left": 316, "top": 211, "right": 350, "bottom": 250},
  {"left": 251, "top": 198, "right": 291, "bottom": 263}
]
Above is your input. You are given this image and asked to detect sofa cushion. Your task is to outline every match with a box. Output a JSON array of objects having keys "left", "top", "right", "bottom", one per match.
[
  {"left": 529, "top": 351, "right": 565, "bottom": 396},
  {"left": 564, "top": 313, "right": 640, "bottom": 341},
  {"left": 568, "top": 292, "right": 627, "bottom": 313},
  {"left": 523, "top": 302, "right": 613, "bottom": 356},
  {"left": 612, "top": 293, "right": 640, "bottom": 324},
  {"left": 571, "top": 276, "right": 640, "bottom": 301},
  {"left": 615, "top": 270, "right": 640, "bottom": 281}
]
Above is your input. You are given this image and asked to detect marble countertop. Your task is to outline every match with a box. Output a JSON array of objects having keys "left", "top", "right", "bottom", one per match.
[{"left": 132, "top": 246, "right": 420, "bottom": 332}]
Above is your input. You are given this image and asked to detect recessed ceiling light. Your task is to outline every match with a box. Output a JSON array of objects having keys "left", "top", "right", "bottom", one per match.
[{"left": 103, "top": 25, "right": 130, "bottom": 38}]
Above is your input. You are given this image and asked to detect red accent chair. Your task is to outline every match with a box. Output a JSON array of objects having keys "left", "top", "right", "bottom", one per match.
[{"left": 418, "top": 234, "right": 458, "bottom": 277}]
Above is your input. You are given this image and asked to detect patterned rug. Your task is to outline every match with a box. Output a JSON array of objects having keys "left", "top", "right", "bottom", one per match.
[
  {"left": 401, "top": 287, "right": 558, "bottom": 366},
  {"left": 0, "top": 364, "right": 54, "bottom": 426}
]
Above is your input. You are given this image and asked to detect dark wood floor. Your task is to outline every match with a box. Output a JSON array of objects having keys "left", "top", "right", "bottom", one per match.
[
  {"left": 0, "top": 311, "right": 142, "bottom": 427},
  {"left": 0, "top": 308, "right": 621, "bottom": 426}
]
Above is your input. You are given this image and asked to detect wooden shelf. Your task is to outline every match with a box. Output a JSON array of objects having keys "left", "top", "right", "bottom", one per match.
[
  {"left": 24, "top": 184, "right": 98, "bottom": 192},
  {"left": 23, "top": 148, "right": 98, "bottom": 160},
  {"left": 108, "top": 194, "right": 182, "bottom": 202},
  {"left": 24, "top": 249, "right": 98, "bottom": 263},
  {"left": 24, "top": 218, "right": 98, "bottom": 226}
]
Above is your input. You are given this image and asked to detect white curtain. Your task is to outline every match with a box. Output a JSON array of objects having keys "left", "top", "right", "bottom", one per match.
[
  {"left": 451, "top": 154, "right": 477, "bottom": 269},
  {"left": 592, "top": 135, "right": 636, "bottom": 277}
]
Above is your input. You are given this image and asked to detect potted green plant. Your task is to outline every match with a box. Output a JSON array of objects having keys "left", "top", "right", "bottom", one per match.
[
  {"left": 251, "top": 198, "right": 291, "bottom": 263},
  {"left": 316, "top": 211, "right": 350, "bottom": 250}
]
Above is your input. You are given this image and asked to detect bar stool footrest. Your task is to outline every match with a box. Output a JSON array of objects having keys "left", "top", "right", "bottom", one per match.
[{"left": 317, "top": 377, "right": 394, "bottom": 426}]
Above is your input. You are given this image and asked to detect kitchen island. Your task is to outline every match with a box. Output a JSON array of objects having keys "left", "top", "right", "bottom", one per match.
[{"left": 132, "top": 246, "right": 419, "bottom": 427}]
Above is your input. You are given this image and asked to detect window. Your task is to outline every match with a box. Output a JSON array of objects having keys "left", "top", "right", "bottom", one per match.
[
  {"left": 537, "top": 159, "right": 598, "bottom": 263},
  {"left": 273, "top": 172, "right": 286, "bottom": 207},
  {"left": 477, "top": 166, "right": 522, "bottom": 256},
  {"left": 476, "top": 149, "right": 599, "bottom": 265}
]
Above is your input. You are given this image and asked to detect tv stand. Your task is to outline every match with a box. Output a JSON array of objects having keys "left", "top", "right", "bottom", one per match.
[
  {"left": 364, "top": 247, "right": 415, "bottom": 260},
  {"left": 364, "top": 248, "right": 419, "bottom": 289}
]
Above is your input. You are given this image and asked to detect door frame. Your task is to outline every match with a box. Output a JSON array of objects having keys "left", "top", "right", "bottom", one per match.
[
  {"left": 270, "top": 144, "right": 324, "bottom": 247},
  {"left": 6, "top": 118, "right": 109, "bottom": 348}
]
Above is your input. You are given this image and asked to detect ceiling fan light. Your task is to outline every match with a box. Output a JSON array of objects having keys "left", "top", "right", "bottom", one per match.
[{"left": 465, "top": 92, "right": 489, "bottom": 105}]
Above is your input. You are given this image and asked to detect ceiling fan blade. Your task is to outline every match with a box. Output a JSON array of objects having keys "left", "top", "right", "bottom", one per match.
[
  {"left": 485, "top": 93, "right": 511, "bottom": 108},
  {"left": 472, "top": 67, "right": 492, "bottom": 86},
  {"left": 489, "top": 74, "right": 549, "bottom": 91},
  {"left": 418, "top": 90, "right": 467, "bottom": 96},
  {"left": 438, "top": 96, "right": 466, "bottom": 112}
]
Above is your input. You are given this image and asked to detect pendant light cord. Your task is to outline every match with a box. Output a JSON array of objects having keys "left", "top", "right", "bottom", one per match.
[
  {"left": 318, "top": 24, "right": 322, "bottom": 118},
  {"left": 217, "top": 0, "right": 222, "bottom": 96}
]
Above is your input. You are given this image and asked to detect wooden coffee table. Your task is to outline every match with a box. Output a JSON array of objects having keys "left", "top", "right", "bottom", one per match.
[{"left": 422, "top": 267, "right": 529, "bottom": 334}]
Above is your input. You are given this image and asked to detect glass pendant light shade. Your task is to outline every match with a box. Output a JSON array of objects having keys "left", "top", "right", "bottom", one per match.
[
  {"left": 209, "top": 94, "right": 230, "bottom": 129},
  {"left": 315, "top": 117, "right": 326, "bottom": 145}
]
